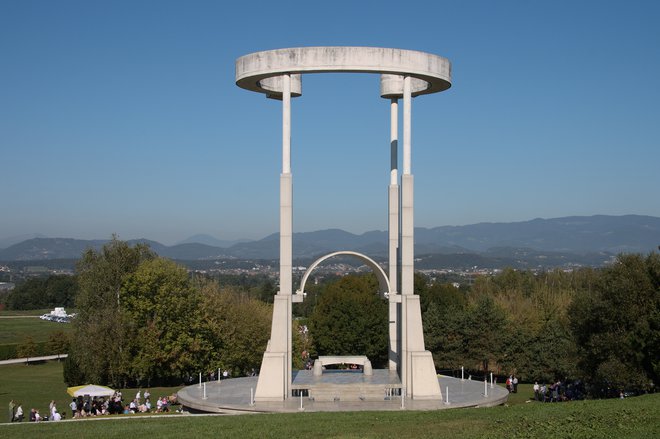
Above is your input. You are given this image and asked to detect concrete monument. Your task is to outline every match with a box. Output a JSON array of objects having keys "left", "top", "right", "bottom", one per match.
[{"left": 235, "top": 47, "right": 452, "bottom": 402}]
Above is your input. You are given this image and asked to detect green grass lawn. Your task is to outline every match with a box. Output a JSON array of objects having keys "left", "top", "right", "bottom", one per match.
[
  {"left": 0, "top": 361, "right": 183, "bottom": 423},
  {"left": 1, "top": 362, "right": 659, "bottom": 438},
  {"left": 0, "top": 309, "right": 52, "bottom": 317},
  {"left": 0, "top": 316, "right": 72, "bottom": 345},
  {"left": 0, "top": 310, "right": 75, "bottom": 360},
  {"left": 0, "top": 360, "right": 70, "bottom": 422},
  {"left": 1, "top": 393, "right": 658, "bottom": 438},
  {"left": 497, "top": 383, "right": 534, "bottom": 405}
]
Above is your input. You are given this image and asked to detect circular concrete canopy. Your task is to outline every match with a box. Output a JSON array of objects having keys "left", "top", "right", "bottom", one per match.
[{"left": 235, "top": 47, "right": 451, "bottom": 100}]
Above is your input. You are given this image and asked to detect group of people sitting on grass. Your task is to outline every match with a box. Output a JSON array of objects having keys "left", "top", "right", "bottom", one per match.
[
  {"left": 533, "top": 379, "right": 585, "bottom": 402},
  {"left": 7, "top": 390, "right": 180, "bottom": 422},
  {"left": 68, "top": 390, "right": 178, "bottom": 417},
  {"left": 69, "top": 391, "right": 124, "bottom": 417},
  {"left": 125, "top": 390, "right": 177, "bottom": 414}
]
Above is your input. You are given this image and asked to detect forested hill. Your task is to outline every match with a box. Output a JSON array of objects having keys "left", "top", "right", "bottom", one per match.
[{"left": 0, "top": 215, "right": 658, "bottom": 261}]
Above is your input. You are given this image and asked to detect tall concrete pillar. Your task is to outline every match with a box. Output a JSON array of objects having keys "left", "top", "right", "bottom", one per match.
[
  {"left": 388, "top": 98, "right": 400, "bottom": 371},
  {"left": 401, "top": 76, "right": 414, "bottom": 296},
  {"left": 255, "top": 74, "right": 294, "bottom": 401},
  {"left": 400, "top": 76, "right": 414, "bottom": 392},
  {"left": 400, "top": 76, "right": 442, "bottom": 400}
]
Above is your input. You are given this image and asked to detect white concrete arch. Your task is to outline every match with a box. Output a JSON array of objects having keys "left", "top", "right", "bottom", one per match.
[{"left": 294, "top": 251, "right": 391, "bottom": 301}]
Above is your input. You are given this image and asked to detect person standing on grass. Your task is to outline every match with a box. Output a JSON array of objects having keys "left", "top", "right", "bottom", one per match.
[
  {"left": 533, "top": 382, "right": 540, "bottom": 400},
  {"left": 9, "top": 400, "right": 15, "bottom": 422},
  {"left": 513, "top": 376, "right": 518, "bottom": 393},
  {"left": 14, "top": 404, "right": 23, "bottom": 422}
]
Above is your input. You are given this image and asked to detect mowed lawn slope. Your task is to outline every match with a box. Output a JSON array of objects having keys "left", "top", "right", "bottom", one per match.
[
  {"left": 0, "top": 318, "right": 71, "bottom": 345},
  {"left": 1, "top": 394, "right": 658, "bottom": 439}
]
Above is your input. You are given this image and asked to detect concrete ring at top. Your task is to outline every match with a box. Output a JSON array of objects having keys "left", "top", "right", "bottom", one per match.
[{"left": 235, "top": 46, "right": 451, "bottom": 100}]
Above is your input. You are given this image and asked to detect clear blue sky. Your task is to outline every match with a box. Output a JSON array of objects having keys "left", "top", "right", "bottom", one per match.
[{"left": 2, "top": 0, "right": 659, "bottom": 245}]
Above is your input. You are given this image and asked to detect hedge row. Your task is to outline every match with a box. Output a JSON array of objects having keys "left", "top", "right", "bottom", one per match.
[{"left": 0, "top": 341, "right": 58, "bottom": 361}]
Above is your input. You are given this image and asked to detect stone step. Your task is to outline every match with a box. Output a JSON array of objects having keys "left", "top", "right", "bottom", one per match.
[{"left": 309, "top": 385, "right": 396, "bottom": 402}]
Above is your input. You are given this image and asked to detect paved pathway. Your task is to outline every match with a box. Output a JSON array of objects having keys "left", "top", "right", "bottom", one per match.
[{"left": 0, "top": 354, "right": 68, "bottom": 366}]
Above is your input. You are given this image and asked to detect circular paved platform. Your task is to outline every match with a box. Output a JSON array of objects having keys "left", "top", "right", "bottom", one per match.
[{"left": 177, "top": 372, "right": 509, "bottom": 414}]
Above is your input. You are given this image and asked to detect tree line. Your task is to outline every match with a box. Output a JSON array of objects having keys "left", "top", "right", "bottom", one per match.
[
  {"left": 64, "top": 239, "right": 271, "bottom": 388},
  {"left": 2, "top": 275, "right": 78, "bottom": 310},
  {"left": 290, "top": 254, "right": 658, "bottom": 397},
  {"left": 4, "top": 237, "right": 657, "bottom": 396},
  {"left": 419, "top": 254, "right": 659, "bottom": 396}
]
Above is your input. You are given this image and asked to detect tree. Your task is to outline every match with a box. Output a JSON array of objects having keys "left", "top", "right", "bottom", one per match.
[
  {"left": 199, "top": 281, "right": 271, "bottom": 376},
  {"left": 308, "top": 274, "right": 388, "bottom": 367},
  {"left": 17, "top": 336, "right": 38, "bottom": 359},
  {"left": 256, "top": 279, "right": 276, "bottom": 303},
  {"left": 570, "top": 253, "right": 660, "bottom": 394},
  {"left": 423, "top": 301, "right": 468, "bottom": 370},
  {"left": 65, "top": 237, "right": 155, "bottom": 386},
  {"left": 463, "top": 295, "right": 506, "bottom": 372},
  {"left": 467, "top": 268, "right": 587, "bottom": 380},
  {"left": 421, "top": 281, "right": 467, "bottom": 313},
  {"left": 121, "top": 257, "right": 212, "bottom": 385},
  {"left": 499, "top": 318, "right": 576, "bottom": 383},
  {"left": 46, "top": 330, "right": 70, "bottom": 356}
]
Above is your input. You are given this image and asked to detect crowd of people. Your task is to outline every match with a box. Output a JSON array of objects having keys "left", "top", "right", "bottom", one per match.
[
  {"left": 502, "top": 374, "right": 586, "bottom": 402},
  {"left": 7, "top": 389, "right": 179, "bottom": 423},
  {"left": 532, "top": 380, "right": 586, "bottom": 402},
  {"left": 68, "top": 389, "right": 178, "bottom": 417}
]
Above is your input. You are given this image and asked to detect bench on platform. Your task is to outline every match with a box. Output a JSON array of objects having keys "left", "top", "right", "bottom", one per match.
[{"left": 313, "top": 355, "right": 373, "bottom": 376}]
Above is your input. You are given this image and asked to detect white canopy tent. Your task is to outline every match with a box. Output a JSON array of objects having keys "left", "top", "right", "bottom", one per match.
[{"left": 66, "top": 384, "right": 115, "bottom": 398}]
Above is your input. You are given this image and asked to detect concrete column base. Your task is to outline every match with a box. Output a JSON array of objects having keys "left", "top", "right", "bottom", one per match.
[
  {"left": 254, "top": 352, "right": 286, "bottom": 402},
  {"left": 402, "top": 294, "right": 442, "bottom": 400},
  {"left": 410, "top": 351, "right": 443, "bottom": 400},
  {"left": 254, "top": 295, "right": 291, "bottom": 401}
]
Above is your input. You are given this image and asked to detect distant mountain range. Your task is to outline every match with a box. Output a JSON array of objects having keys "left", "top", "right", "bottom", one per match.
[
  {"left": 1, "top": 215, "right": 658, "bottom": 268},
  {"left": 175, "top": 234, "right": 250, "bottom": 248},
  {"left": 0, "top": 233, "right": 47, "bottom": 250}
]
